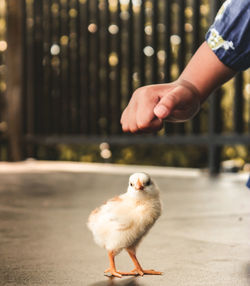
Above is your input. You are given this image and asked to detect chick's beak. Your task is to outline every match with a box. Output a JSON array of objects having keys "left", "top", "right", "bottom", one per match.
[{"left": 135, "top": 179, "right": 144, "bottom": 191}]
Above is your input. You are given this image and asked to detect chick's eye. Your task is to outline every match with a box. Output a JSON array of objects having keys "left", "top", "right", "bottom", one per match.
[
  {"left": 130, "top": 182, "right": 133, "bottom": 187},
  {"left": 145, "top": 180, "right": 151, "bottom": 186}
]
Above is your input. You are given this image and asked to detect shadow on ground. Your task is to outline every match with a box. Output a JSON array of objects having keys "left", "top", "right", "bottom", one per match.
[
  {"left": 89, "top": 277, "right": 143, "bottom": 286},
  {"left": 245, "top": 262, "right": 250, "bottom": 286}
]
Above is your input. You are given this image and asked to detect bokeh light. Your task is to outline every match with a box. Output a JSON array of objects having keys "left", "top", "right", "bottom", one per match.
[
  {"left": 0, "top": 19, "right": 6, "bottom": 33},
  {"left": 200, "top": 4, "right": 209, "bottom": 16},
  {"left": 50, "top": 44, "right": 60, "bottom": 55},
  {"left": 185, "top": 7, "right": 193, "bottom": 18},
  {"left": 88, "top": 23, "right": 98, "bottom": 33},
  {"left": 132, "top": 72, "right": 139, "bottom": 82},
  {"left": 157, "top": 50, "right": 166, "bottom": 63},
  {"left": 170, "top": 35, "right": 181, "bottom": 45},
  {"left": 51, "top": 3, "right": 59, "bottom": 14},
  {"left": 108, "top": 24, "right": 119, "bottom": 35},
  {"left": 144, "top": 25, "right": 152, "bottom": 36},
  {"left": 60, "top": 35, "right": 69, "bottom": 46},
  {"left": 120, "top": 11, "right": 130, "bottom": 20},
  {"left": 69, "top": 8, "right": 78, "bottom": 18},
  {"left": 132, "top": 0, "right": 142, "bottom": 6},
  {"left": 101, "top": 149, "right": 112, "bottom": 159},
  {"left": 0, "top": 81, "right": 6, "bottom": 92},
  {"left": 109, "top": 52, "right": 119, "bottom": 66},
  {"left": 185, "top": 23, "right": 193, "bottom": 32},
  {"left": 119, "top": 0, "right": 129, "bottom": 5},
  {"left": 245, "top": 84, "right": 250, "bottom": 95},
  {"left": 0, "top": 121, "right": 7, "bottom": 132},
  {"left": 100, "top": 142, "right": 112, "bottom": 160},
  {"left": 100, "top": 142, "right": 110, "bottom": 150},
  {"left": 143, "top": 46, "right": 154, "bottom": 57},
  {"left": 0, "top": 40, "right": 7, "bottom": 52}
]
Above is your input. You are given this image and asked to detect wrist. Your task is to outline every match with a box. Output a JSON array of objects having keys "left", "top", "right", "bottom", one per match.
[
  {"left": 177, "top": 42, "right": 236, "bottom": 102},
  {"left": 176, "top": 78, "right": 201, "bottom": 100}
]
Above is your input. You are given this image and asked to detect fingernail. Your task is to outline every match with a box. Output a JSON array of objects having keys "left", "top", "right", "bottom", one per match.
[{"left": 154, "top": 105, "right": 169, "bottom": 118}]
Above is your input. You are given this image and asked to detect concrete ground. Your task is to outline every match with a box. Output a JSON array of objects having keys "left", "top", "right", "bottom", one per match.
[{"left": 0, "top": 161, "right": 250, "bottom": 286}]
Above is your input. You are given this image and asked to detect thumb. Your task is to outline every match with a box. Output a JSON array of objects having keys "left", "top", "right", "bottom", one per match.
[{"left": 153, "top": 89, "right": 181, "bottom": 119}]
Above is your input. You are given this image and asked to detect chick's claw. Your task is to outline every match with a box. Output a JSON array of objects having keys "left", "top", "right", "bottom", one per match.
[
  {"left": 116, "top": 268, "right": 163, "bottom": 277},
  {"left": 115, "top": 269, "right": 140, "bottom": 276},
  {"left": 142, "top": 269, "right": 163, "bottom": 275},
  {"left": 130, "top": 268, "right": 162, "bottom": 276},
  {"left": 104, "top": 268, "right": 122, "bottom": 278}
]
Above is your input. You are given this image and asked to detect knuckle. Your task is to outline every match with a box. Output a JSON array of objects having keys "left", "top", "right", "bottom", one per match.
[
  {"left": 135, "top": 86, "right": 152, "bottom": 98},
  {"left": 137, "top": 119, "right": 149, "bottom": 130},
  {"left": 130, "top": 129, "right": 137, "bottom": 133},
  {"left": 130, "top": 126, "right": 139, "bottom": 133},
  {"left": 162, "top": 92, "right": 177, "bottom": 107},
  {"left": 122, "top": 125, "right": 128, "bottom": 132},
  {"left": 132, "top": 88, "right": 142, "bottom": 100}
]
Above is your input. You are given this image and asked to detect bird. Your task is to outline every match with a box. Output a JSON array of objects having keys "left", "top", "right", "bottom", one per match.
[{"left": 87, "top": 172, "right": 162, "bottom": 278}]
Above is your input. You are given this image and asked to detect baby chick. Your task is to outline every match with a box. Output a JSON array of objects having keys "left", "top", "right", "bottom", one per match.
[{"left": 87, "top": 172, "right": 162, "bottom": 278}]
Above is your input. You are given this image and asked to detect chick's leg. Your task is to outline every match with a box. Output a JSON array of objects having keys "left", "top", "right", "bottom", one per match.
[
  {"left": 126, "top": 248, "right": 162, "bottom": 276},
  {"left": 104, "top": 251, "right": 122, "bottom": 278}
]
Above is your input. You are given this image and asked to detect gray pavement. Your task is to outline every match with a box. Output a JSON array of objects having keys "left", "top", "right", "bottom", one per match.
[{"left": 0, "top": 161, "right": 250, "bottom": 286}]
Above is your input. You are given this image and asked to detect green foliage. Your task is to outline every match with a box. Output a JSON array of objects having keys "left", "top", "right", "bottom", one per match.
[
  {"left": 35, "top": 143, "right": 208, "bottom": 168},
  {"left": 34, "top": 142, "right": 250, "bottom": 170}
]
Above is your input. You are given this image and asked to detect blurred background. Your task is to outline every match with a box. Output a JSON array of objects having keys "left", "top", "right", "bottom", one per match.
[{"left": 0, "top": 0, "right": 250, "bottom": 173}]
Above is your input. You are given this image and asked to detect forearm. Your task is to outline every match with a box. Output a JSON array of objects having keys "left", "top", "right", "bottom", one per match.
[
  {"left": 121, "top": 42, "right": 237, "bottom": 133},
  {"left": 178, "top": 41, "right": 236, "bottom": 103}
]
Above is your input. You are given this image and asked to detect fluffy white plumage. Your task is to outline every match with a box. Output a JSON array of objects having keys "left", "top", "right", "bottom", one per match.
[{"left": 87, "top": 172, "right": 162, "bottom": 277}]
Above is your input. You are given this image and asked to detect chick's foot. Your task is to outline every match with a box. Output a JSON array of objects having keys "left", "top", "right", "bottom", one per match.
[
  {"left": 104, "top": 268, "right": 122, "bottom": 278},
  {"left": 117, "top": 268, "right": 162, "bottom": 276},
  {"left": 126, "top": 248, "right": 162, "bottom": 276},
  {"left": 141, "top": 269, "right": 163, "bottom": 275},
  {"left": 130, "top": 267, "right": 162, "bottom": 276},
  {"left": 116, "top": 269, "right": 140, "bottom": 276}
]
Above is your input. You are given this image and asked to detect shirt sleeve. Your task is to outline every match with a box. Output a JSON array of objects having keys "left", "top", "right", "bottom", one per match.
[{"left": 205, "top": 0, "right": 250, "bottom": 71}]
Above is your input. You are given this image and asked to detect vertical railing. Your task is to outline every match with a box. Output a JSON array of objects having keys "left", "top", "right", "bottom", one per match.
[
  {"left": 208, "top": 0, "right": 223, "bottom": 174},
  {"left": 191, "top": 0, "right": 201, "bottom": 135},
  {"left": 6, "top": 0, "right": 25, "bottom": 160},
  {"left": 234, "top": 73, "right": 244, "bottom": 133},
  {"left": 0, "top": 0, "right": 9, "bottom": 160},
  {"left": 139, "top": 1, "right": 145, "bottom": 87}
]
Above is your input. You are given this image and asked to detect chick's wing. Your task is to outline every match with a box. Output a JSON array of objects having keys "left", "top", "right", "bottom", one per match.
[{"left": 97, "top": 196, "right": 135, "bottom": 231}]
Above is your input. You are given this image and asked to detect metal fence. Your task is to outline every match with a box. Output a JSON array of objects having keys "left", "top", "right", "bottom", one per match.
[{"left": 2, "top": 0, "right": 250, "bottom": 173}]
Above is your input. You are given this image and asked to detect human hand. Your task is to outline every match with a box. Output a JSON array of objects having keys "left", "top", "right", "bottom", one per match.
[{"left": 120, "top": 79, "right": 201, "bottom": 133}]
